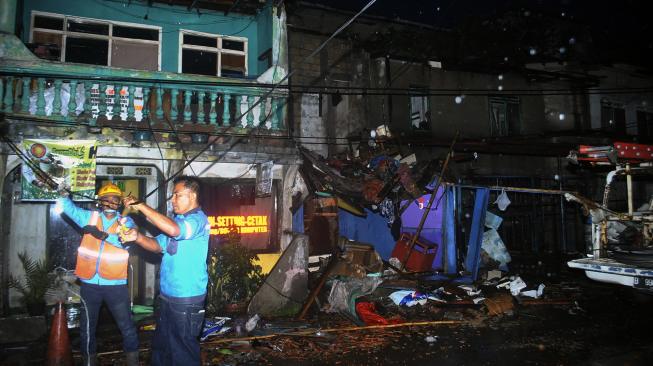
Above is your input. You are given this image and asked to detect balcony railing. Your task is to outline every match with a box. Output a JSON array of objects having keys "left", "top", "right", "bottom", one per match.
[{"left": 0, "top": 34, "right": 287, "bottom": 135}]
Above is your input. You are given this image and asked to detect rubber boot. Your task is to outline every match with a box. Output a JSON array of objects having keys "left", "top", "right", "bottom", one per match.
[
  {"left": 81, "top": 354, "right": 97, "bottom": 366},
  {"left": 125, "top": 351, "right": 139, "bottom": 366}
]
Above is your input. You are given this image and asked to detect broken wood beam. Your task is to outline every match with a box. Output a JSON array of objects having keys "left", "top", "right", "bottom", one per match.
[
  {"left": 297, "top": 254, "right": 339, "bottom": 320},
  {"left": 520, "top": 298, "right": 572, "bottom": 306}
]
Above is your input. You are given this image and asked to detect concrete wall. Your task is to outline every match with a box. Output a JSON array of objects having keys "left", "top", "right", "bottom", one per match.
[
  {"left": 373, "top": 60, "right": 547, "bottom": 139},
  {"left": 6, "top": 195, "right": 48, "bottom": 307},
  {"left": 542, "top": 87, "right": 586, "bottom": 132},
  {"left": 289, "top": 29, "right": 369, "bottom": 157}
]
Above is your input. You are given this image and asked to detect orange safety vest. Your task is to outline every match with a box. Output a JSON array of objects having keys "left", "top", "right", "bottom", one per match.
[{"left": 74, "top": 211, "right": 129, "bottom": 281}]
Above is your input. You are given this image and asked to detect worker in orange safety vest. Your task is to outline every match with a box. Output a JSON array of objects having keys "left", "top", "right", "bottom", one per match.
[{"left": 55, "top": 183, "right": 139, "bottom": 366}]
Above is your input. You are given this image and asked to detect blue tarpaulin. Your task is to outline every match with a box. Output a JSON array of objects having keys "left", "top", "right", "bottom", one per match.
[
  {"left": 299, "top": 185, "right": 489, "bottom": 284},
  {"left": 443, "top": 186, "right": 457, "bottom": 274},
  {"left": 462, "top": 188, "right": 490, "bottom": 282},
  {"left": 338, "top": 208, "right": 396, "bottom": 260},
  {"left": 292, "top": 205, "right": 304, "bottom": 233}
]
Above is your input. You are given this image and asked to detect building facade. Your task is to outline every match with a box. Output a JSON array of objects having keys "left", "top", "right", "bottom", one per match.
[{"left": 0, "top": 0, "right": 296, "bottom": 310}]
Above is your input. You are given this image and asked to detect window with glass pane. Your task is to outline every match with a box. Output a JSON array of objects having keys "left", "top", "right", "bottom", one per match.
[
  {"left": 184, "top": 34, "right": 216, "bottom": 47},
  {"left": 31, "top": 12, "right": 160, "bottom": 70},
  {"left": 66, "top": 20, "right": 109, "bottom": 35},
  {"left": 181, "top": 31, "right": 246, "bottom": 77},
  {"left": 65, "top": 37, "right": 108, "bottom": 65},
  {"left": 489, "top": 96, "right": 520, "bottom": 136},
  {"left": 182, "top": 49, "right": 217, "bottom": 76},
  {"left": 34, "top": 15, "right": 63, "bottom": 30},
  {"left": 31, "top": 31, "right": 62, "bottom": 60},
  {"left": 112, "top": 40, "right": 158, "bottom": 71},
  {"left": 223, "top": 39, "right": 244, "bottom": 51},
  {"left": 113, "top": 25, "right": 158, "bottom": 41},
  {"left": 637, "top": 111, "right": 653, "bottom": 141},
  {"left": 601, "top": 104, "right": 626, "bottom": 135},
  {"left": 221, "top": 53, "right": 246, "bottom": 77},
  {"left": 410, "top": 88, "right": 430, "bottom": 130}
]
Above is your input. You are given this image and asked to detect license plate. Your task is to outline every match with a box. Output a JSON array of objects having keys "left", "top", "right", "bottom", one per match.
[{"left": 633, "top": 276, "right": 653, "bottom": 290}]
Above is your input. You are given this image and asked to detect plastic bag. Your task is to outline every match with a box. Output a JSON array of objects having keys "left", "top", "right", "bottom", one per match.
[
  {"left": 481, "top": 229, "right": 512, "bottom": 267},
  {"left": 389, "top": 290, "right": 428, "bottom": 307},
  {"left": 495, "top": 189, "right": 511, "bottom": 211},
  {"left": 355, "top": 302, "right": 403, "bottom": 325}
]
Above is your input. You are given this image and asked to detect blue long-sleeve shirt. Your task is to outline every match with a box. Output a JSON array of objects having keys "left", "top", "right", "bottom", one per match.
[{"left": 56, "top": 197, "right": 135, "bottom": 285}]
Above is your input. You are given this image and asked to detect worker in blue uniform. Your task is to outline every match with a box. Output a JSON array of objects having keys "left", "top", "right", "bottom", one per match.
[
  {"left": 55, "top": 182, "right": 139, "bottom": 366},
  {"left": 120, "top": 176, "right": 209, "bottom": 365}
]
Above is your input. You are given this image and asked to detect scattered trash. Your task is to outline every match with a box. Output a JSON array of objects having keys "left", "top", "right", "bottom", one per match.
[
  {"left": 458, "top": 285, "right": 482, "bottom": 297},
  {"left": 472, "top": 297, "right": 486, "bottom": 304},
  {"left": 140, "top": 324, "right": 155, "bottom": 331},
  {"left": 388, "top": 257, "right": 402, "bottom": 269},
  {"left": 428, "top": 287, "right": 454, "bottom": 303},
  {"left": 355, "top": 302, "right": 404, "bottom": 325},
  {"left": 482, "top": 229, "right": 512, "bottom": 268},
  {"left": 443, "top": 311, "right": 464, "bottom": 321},
  {"left": 246, "top": 314, "right": 261, "bottom": 333},
  {"left": 375, "top": 124, "right": 392, "bottom": 138},
  {"left": 485, "top": 293, "right": 514, "bottom": 316},
  {"left": 400, "top": 154, "right": 417, "bottom": 166},
  {"left": 497, "top": 276, "right": 527, "bottom": 296},
  {"left": 327, "top": 277, "right": 384, "bottom": 316},
  {"left": 520, "top": 284, "right": 546, "bottom": 299},
  {"left": 425, "top": 335, "right": 438, "bottom": 343},
  {"left": 485, "top": 211, "right": 503, "bottom": 230},
  {"left": 389, "top": 290, "right": 429, "bottom": 307},
  {"left": 486, "top": 270, "right": 503, "bottom": 281},
  {"left": 568, "top": 301, "right": 586, "bottom": 315},
  {"left": 201, "top": 317, "right": 231, "bottom": 341},
  {"left": 131, "top": 304, "right": 154, "bottom": 323}
]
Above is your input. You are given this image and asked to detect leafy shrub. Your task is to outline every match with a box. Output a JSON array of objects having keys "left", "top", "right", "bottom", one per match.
[{"left": 206, "top": 227, "right": 264, "bottom": 315}]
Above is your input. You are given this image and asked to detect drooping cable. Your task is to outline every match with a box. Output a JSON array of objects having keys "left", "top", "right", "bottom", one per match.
[{"left": 142, "top": 0, "right": 379, "bottom": 199}]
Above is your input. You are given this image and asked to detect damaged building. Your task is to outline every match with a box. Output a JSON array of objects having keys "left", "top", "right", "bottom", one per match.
[
  {"left": 285, "top": 0, "right": 653, "bottom": 262},
  {"left": 2, "top": 0, "right": 653, "bottom": 365}
]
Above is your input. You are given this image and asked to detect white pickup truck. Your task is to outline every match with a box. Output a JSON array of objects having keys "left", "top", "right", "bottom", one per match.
[{"left": 567, "top": 163, "right": 653, "bottom": 292}]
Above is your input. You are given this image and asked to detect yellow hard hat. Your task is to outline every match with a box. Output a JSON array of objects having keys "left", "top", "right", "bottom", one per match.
[{"left": 97, "top": 182, "right": 123, "bottom": 198}]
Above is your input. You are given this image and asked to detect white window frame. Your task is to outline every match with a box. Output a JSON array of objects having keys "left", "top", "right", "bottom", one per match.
[
  {"left": 30, "top": 11, "right": 162, "bottom": 71},
  {"left": 489, "top": 96, "right": 521, "bottom": 137},
  {"left": 409, "top": 87, "right": 430, "bottom": 130},
  {"left": 178, "top": 29, "right": 248, "bottom": 77}
]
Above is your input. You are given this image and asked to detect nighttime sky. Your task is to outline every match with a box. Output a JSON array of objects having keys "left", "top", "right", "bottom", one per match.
[{"left": 300, "top": 0, "right": 653, "bottom": 68}]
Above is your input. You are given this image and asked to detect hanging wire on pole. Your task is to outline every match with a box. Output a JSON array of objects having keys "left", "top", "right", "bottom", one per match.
[{"left": 140, "top": 0, "right": 379, "bottom": 199}]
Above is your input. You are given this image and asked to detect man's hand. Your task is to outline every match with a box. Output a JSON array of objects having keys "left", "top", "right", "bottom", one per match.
[
  {"left": 123, "top": 195, "right": 143, "bottom": 211},
  {"left": 120, "top": 228, "right": 139, "bottom": 243},
  {"left": 57, "top": 184, "right": 70, "bottom": 197},
  {"left": 120, "top": 227, "right": 163, "bottom": 253},
  {"left": 82, "top": 225, "right": 109, "bottom": 241}
]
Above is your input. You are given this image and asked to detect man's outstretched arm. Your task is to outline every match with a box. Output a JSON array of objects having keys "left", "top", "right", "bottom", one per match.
[
  {"left": 120, "top": 228, "right": 162, "bottom": 253},
  {"left": 123, "top": 196, "right": 180, "bottom": 237}
]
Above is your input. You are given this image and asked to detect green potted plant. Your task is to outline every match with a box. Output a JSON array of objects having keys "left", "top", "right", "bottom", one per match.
[
  {"left": 206, "top": 227, "right": 264, "bottom": 315},
  {"left": 6, "top": 251, "right": 56, "bottom": 316}
]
